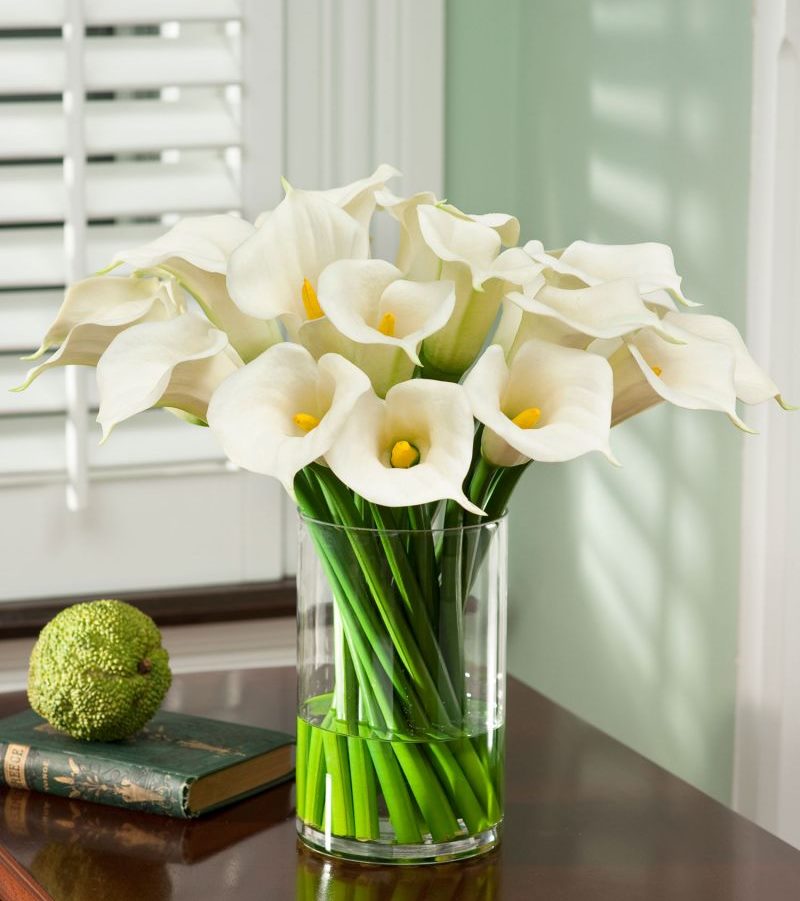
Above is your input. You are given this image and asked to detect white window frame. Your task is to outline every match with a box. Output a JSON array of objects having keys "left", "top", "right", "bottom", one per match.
[
  {"left": 734, "top": 0, "right": 800, "bottom": 847},
  {"left": 0, "top": 0, "right": 445, "bottom": 604}
]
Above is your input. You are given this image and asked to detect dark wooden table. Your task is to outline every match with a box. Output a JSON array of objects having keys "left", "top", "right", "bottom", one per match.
[{"left": 1, "top": 667, "right": 800, "bottom": 900}]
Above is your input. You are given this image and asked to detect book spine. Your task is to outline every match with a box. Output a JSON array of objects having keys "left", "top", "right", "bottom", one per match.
[{"left": 0, "top": 740, "right": 191, "bottom": 818}]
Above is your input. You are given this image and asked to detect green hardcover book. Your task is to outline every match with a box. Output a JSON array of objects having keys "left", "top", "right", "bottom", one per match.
[{"left": 0, "top": 709, "right": 295, "bottom": 819}]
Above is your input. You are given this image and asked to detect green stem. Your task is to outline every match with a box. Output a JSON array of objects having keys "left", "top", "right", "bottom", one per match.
[
  {"left": 425, "top": 743, "right": 488, "bottom": 834},
  {"left": 348, "top": 735, "right": 379, "bottom": 840},
  {"left": 438, "top": 500, "right": 465, "bottom": 702},
  {"left": 303, "top": 708, "right": 332, "bottom": 828},
  {"left": 452, "top": 739, "right": 502, "bottom": 826},
  {"left": 365, "top": 740, "right": 423, "bottom": 844},
  {"left": 392, "top": 743, "right": 461, "bottom": 842},
  {"left": 322, "top": 726, "right": 355, "bottom": 836},
  {"left": 295, "top": 717, "right": 310, "bottom": 822},
  {"left": 367, "top": 503, "right": 462, "bottom": 725},
  {"left": 407, "top": 504, "right": 439, "bottom": 624},
  {"left": 295, "top": 472, "right": 425, "bottom": 734},
  {"left": 312, "top": 466, "right": 457, "bottom": 734},
  {"left": 483, "top": 461, "right": 530, "bottom": 519}
]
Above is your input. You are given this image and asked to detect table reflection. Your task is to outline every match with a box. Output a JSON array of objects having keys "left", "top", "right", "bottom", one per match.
[{"left": 296, "top": 845, "right": 500, "bottom": 900}]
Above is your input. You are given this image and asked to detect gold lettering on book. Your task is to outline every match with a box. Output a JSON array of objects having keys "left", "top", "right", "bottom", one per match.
[{"left": 3, "top": 744, "right": 30, "bottom": 790}]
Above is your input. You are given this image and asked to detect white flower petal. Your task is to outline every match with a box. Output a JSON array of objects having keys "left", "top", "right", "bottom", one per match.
[
  {"left": 316, "top": 258, "right": 456, "bottom": 366},
  {"left": 227, "top": 190, "right": 369, "bottom": 324},
  {"left": 624, "top": 326, "right": 751, "bottom": 430},
  {"left": 297, "top": 315, "right": 358, "bottom": 361},
  {"left": 207, "top": 344, "right": 371, "bottom": 492},
  {"left": 664, "top": 311, "right": 781, "bottom": 405},
  {"left": 96, "top": 313, "right": 240, "bottom": 438},
  {"left": 160, "top": 259, "right": 281, "bottom": 363},
  {"left": 326, "top": 380, "right": 483, "bottom": 514},
  {"left": 319, "top": 163, "right": 401, "bottom": 229},
  {"left": 508, "top": 277, "right": 664, "bottom": 341},
  {"left": 376, "top": 188, "right": 440, "bottom": 279},
  {"left": 531, "top": 240, "right": 698, "bottom": 307},
  {"left": 490, "top": 247, "right": 546, "bottom": 293},
  {"left": 421, "top": 262, "right": 503, "bottom": 376},
  {"left": 112, "top": 214, "right": 255, "bottom": 273},
  {"left": 465, "top": 343, "right": 616, "bottom": 466},
  {"left": 112, "top": 215, "right": 279, "bottom": 362},
  {"left": 347, "top": 346, "right": 416, "bottom": 399},
  {"left": 493, "top": 297, "right": 524, "bottom": 357},
  {"left": 439, "top": 204, "right": 521, "bottom": 246},
  {"left": 417, "top": 205, "right": 501, "bottom": 288},
  {"left": 14, "top": 276, "right": 175, "bottom": 390}
]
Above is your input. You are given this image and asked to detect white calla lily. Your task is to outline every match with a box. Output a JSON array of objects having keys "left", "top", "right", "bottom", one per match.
[
  {"left": 411, "top": 206, "right": 543, "bottom": 377},
  {"left": 318, "top": 163, "right": 401, "bottom": 230},
  {"left": 114, "top": 214, "right": 254, "bottom": 272},
  {"left": 525, "top": 239, "right": 697, "bottom": 307},
  {"left": 607, "top": 324, "right": 752, "bottom": 430},
  {"left": 227, "top": 189, "right": 369, "bottom": 330},
  {"left": 663, "top": 311, "right": 787, "bottom": 407},
  {"left": 299, "top": 258, "right": 456, "bottom": 396},
  {"left": 112, "top": 215, "right": 280, "bottom": 363},
  {"left": 377, "top": 189, "right": 441, "bottom": 280},
  {"left": 505, "top": 277, "right": 667, "bottom": 353},
  {"left": 13, "top": 275, "right": 177, "bottom": 391},
  {"left": 418, "top": 205, "right": 502, "bottom": 290},
  {"left": 326, "top": 380, "right": 483, "bottom": 514},
  {"left": 207, "top": 343, "right": 371, "bottom": 492},
  {"left": 96, "top": 313, "right": 241, "bottom": 439},
  {"left": 439, "top": 205, "right": 521, "bottom": 247},
  {"left": 465, "top": 342, "right": 616, "bottom": 467}
]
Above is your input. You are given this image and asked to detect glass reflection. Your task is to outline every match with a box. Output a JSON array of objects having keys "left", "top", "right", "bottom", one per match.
[{"left": 296, "top": 846, "right": 499, "bottom": 900}]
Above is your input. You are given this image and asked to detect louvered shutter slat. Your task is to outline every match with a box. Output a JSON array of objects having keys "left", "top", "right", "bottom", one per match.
[
  {"left": 1, "top": 97, "right": 239, "bottom": 159},
  {"left": 0, "top": 223, "right": 170, "bottom": 289},
  {"left": 0, "top": 411, "right": 224, "bottom": 476},
  {"left": 0, "top": 290, "right": 65, "bottom": 351},
  {"left": 0, "top": 158, "right": 239, "bottom": 223},
  {"left": 0, "top": 1, "right": 242, "bottom": 28},
  {"left": 0, "top": 358, "right": 70, "bottom": 415},
  {"left": 0, "top": 34, "right": 240, "bottom": 96}
]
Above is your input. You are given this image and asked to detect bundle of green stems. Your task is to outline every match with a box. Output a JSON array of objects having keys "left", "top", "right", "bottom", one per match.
[{"left": 294, "top": 438, "right": 526, "bottom": 843}]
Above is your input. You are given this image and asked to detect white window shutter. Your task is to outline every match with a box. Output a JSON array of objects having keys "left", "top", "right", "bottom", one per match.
[{"left": 0, "top": 0, "right": 445, "bottom": 602}]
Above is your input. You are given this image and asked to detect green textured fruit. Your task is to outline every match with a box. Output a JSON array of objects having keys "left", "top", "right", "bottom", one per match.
[{"left": 27, "top": 599, "right": 172, "bottom": 742}]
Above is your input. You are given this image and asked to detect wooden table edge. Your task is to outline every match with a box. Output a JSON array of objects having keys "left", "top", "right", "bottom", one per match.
[{"left": 0, "top": 843, "right": 54, "bottom": 901}]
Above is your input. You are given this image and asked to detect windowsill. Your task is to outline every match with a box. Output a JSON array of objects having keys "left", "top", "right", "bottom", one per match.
[{"left": 0, "top": 579, "right": 295, "bottom": 639}]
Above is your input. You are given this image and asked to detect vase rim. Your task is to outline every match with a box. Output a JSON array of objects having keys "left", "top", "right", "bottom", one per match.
[{"left": 297, "top": 509, "right": 508, "bottom": 535}]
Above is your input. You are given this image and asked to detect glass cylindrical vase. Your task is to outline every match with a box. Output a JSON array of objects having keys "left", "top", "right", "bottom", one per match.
[{"left": 295, "top": 513, "right": 507, "bottom": 865}]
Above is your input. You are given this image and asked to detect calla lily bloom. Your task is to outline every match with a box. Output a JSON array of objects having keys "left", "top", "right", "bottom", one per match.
[
  {"left": 207, "top": 343, "right": 371, "bottom": 493},
  {"left": 438, "top": 204, "right": 521, "bottom": 247},
  {"left": 96, "top": 312, "right": 241, "bottom": 439},
  {"left": 227, "top": 189, "right": 369, "bottom": 333},
  {"left": 663, "top": 311, "right": 788, "bottom": 407},
  {"left": 525, "top": 239, "right": 697, "bottom": 308},
  {"left": 326, "top": 379, "right": 484, "bottom": 514},
  {"left": 257, "top": 165, "right": 400, "bottom": 231},
  {"left": 464, "top": 342, "right": 616, "bottom": 467},
  {"left": 13, "top": 275, "right": 178, "bottom": 391},
  {"left": 504, "top": 276, "right": 667, "bottom": 355},
  {"left": 112, "top": 215, "right": 280, "bottom": 363},
  {"left": 606, "top": 324, "right": 752, "bottom": 430},
  {"left": 300, "top": 259, "right": 456, "bottom": 396},
  {"left": 318, "top": 163, "right": 401, "bottom": 230},
  {"left": 376, "top": 189, "right": 440, "bottom": 280},
  {"left": 413, "top": 205, "right": 543, "bottom": 376}
]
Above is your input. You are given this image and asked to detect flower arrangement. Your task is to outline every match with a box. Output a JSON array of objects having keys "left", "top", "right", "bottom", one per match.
[{"left": 15, "top": 164, "right": 789, "bottom": 860}]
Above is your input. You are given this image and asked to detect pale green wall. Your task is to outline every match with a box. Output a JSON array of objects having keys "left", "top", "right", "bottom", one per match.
[{"left": 446, "top": 0, "right": 752, "bottom": 802}]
